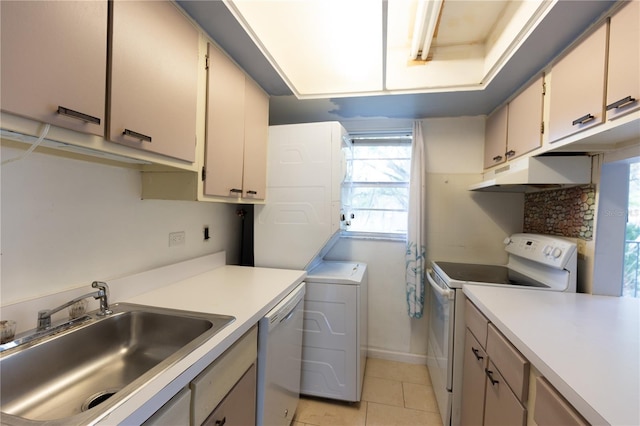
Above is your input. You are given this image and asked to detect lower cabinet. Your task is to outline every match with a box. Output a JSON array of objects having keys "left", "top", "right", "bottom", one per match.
[
  {"left": 144, "top": 326, "right": 258, "bottom": 426},
  {"left": 460, "top": 329, "right": 487, "bottom": 426},
  {"left": 483, "top": 359, "right": 526, "bottom": 426},
  {"left": 534, "top": 377, "right": 588, "bottom": 426},
  {"left": 203, "top": 364, "right": 257, "bottom": 426}
]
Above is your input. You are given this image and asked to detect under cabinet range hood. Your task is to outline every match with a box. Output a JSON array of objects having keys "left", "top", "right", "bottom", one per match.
[{"left": 469, "top": 155, "right": 592, "bottom": 192}]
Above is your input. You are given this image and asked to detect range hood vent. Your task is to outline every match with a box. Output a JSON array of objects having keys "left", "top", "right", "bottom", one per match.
[{"left": 469, "top": 155, "right": 592, "bottom": 193}]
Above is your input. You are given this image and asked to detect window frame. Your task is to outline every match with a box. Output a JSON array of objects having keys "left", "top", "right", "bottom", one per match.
[{"left": 341, "top": 133, "right": 412, "bottom": 241}]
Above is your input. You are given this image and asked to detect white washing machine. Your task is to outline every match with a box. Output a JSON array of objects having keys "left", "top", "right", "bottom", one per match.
[{"left": 301, "top": 261, "right": 368, "bottom": 402}]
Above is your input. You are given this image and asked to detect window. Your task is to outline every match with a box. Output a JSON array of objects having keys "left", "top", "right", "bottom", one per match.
[
  {"left": 342, "top": 134, "right": 412, "bottom": 239},
  {"left": 623, "top": 161, "right": 640, "bottom": 297}
]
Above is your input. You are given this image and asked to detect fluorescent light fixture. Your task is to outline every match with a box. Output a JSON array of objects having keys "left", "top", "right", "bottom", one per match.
[{"left": 409, "top": 0, "right": 443, "bottom": 61}]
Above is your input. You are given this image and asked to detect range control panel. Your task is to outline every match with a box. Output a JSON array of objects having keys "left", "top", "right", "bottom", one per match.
[{"left": 504, "top": 233, "right": 577, "bottom": 269}]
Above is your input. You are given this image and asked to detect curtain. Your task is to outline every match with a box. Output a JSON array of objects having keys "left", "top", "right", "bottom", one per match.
[{"left": 405, "top": 121, "right": 426, "bottom": 318}]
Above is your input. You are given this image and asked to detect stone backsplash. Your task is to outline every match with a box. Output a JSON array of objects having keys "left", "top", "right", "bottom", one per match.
[{"left": 523, "top": 185, "right": 596, "bottom": 240}]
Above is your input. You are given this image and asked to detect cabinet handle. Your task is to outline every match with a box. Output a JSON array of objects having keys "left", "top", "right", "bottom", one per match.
[
  {"left": 122, "top": 129, "right": 152, "bottom": 143},
  {"left": 492, "top": 155, "right": 503, "bottom": 162},
  {"left": 215, "top": 417, "right": 226, "bottom": 426},
  {"left": 230, "top": 188, "right": 243, "bottom": 194},
  {"left": 246, "top": 190, "right": 258, "bottom": 195},
  {"left": 57, "top": 106, "right": 101, "bottom": 125},
  {"left": 505, "top": 150, "right": 516, "bottom": 158},
  {"left": 606, "top": 96, "right": 637, "bottom": 111},
  {"left": 571, "top": 114, "right": 595, "bottom": 126},
  {"left": 471, "top": 347, "right": 484, "bottom": 361},
  {"left": 485, "top": 368, "right": 499, "bottom": 386}
]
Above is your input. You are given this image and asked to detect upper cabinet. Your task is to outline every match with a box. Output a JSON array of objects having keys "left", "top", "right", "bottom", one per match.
[
  {"left": 204, "top": 43, "right": 268, "bottom": 200},
  {"left": 484, "top": 76, "right": 544, "bottom": 169},
  {"left": 484, "top": 105, "right": 508, "bottom": 169},
  {"left": 606, "top": 0, "right": 639, "bottom": 121},
  {"left": 547, "top": 23, "right": 608, "bottom": 143},
  {"left": 506, "top": 76, "right": 544, "bottom": 159},
  {"left": 109, "top": 1, "right": 199, "bottom": 163},
  {"left": 0, "top": 1, "right": 107, "bottom": 136}
]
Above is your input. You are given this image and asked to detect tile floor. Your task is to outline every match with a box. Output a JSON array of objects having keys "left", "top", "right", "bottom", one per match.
[{"left": 293, "top": 358, "right": 443, "bottom": 426}]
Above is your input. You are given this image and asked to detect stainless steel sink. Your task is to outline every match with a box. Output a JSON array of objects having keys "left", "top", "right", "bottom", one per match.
[{"left": 0, "top": 303, "right": 235, "bottom": 425}]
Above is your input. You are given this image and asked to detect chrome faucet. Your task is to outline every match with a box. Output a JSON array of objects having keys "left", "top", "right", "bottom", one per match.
[{"left": 37, "top": 281, "right": 113, "bottom": 331}]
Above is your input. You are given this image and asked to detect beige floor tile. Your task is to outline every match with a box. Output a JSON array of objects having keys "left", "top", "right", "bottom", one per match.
[
  {"left": 361, "top": 376, "right": 405, "bottom": 407},
  {"left": 365, "top": 358, "right": 431, "bottom": 385},
  {"left": 402, "top": 382, "right": 440, "bottom": 413},
  {"left": 295, "top": 396, "right": 367, "bottom": 426},
  {"left": 366, "top": 402, "right": 443, "bottom": 426}
]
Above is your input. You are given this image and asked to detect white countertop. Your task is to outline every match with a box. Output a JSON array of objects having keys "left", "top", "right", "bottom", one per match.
[
  {"left": 463, "top": 286, "right": 640, "bottom": 426},
  {"left": 99, "top": 263, "right": 306, "bottom": 424}
]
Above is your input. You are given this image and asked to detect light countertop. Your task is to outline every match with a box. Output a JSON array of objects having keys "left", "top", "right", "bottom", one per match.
[
  {"left": 463, "top": 285, "right": 640, "bottom": 426},
  {"left": 99, "top": 263, "right": 306, "bottom": 424}
]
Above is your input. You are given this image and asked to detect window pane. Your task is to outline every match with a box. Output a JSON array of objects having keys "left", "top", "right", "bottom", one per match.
[
  {"left": 351, "top": 159, "right": 411, "bottom": 182},
  {"left": 348, "top": 210, "right": 408, "bottom": 234},
  {"left": 348, "top": 186, "right": 408, "bottom": 210}
]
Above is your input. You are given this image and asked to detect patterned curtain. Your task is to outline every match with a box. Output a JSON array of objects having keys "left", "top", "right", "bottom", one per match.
[{"left": 405, "top": 121, "right": 426, "bottom": 318}]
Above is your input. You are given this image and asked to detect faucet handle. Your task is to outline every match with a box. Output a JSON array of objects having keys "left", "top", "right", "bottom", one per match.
[
  {"left": 91, "top": 281, "right": 109, "bottom": 293},
  {"left": 91, "top": 281, "right": 112, "bottom": 316}
]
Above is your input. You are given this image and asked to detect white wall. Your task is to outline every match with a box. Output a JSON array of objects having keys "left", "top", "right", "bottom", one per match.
[
  {"left": 1, "top": 144, "right": 240, "bottom": 305},
  {"left": 326, "top": 116, "right": 524, "bottom": 363}
]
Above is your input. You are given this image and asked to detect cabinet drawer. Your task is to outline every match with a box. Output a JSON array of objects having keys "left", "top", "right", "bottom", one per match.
[
  {"left": 486, "top": 324, "right": 529, "bottom": 401},
  {"left": 203, "top": 363, "right": 257, "bottom": 426},
  {"left": 465, "top": 300, "right": 489, "bottom": 348},
  {"left": 143, "top": 387, "right": 191, "bottom": 426},
  {"left": 534, "top": 377, "right": 588, "bottom": 426},
  {"left": 190, "top": 326, "right": 258, "bottom": 426},
  {"left": 484, "top": 360, "right": 527, "bottom": 426}
]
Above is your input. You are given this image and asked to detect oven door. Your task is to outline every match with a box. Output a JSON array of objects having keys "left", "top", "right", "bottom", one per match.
[{"left": 427, "top": 270, "right": 455, "bottom": 426}]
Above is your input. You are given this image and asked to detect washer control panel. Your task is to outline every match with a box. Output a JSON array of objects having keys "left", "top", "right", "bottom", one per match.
[{"left": 504, "top": 233, "right": 577, "bottom": 269}]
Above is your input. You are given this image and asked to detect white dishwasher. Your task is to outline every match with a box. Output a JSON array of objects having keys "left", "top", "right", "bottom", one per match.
[{"left": 256, "top": 282, "right": 305, "bottom": 426}]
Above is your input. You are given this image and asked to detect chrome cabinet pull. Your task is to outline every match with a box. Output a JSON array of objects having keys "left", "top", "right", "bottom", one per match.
[
  {"left": 572, "top": 114, "right": 595, "bottom": 126},
  {"left": 122, "top": 129, "right": 152, "bottom": 143},
  {"left": 485, "top": 368, "right": 499, "bottom": 386},
  {"left": 505, "top": 150, "right": 516, "bottom": 158},
  {"left": 57, "top": 106, "right": 101, "bottom": 125},
  {"left": 229, "top": 188, "right": 243, "bottom": 193},
  {"left": 606, "top": 95, "right": 637, "bottom": 111},
  {"left": 215, "top": 417, "right": 226, "bottom": 426},
  {"left": 246, "top": 190, "right": 258, "bottom": 195},
  {"left": 471, "top": 347, "right": 484, "bottom": 361},
  {"left": 492, "top": 155, "right": 503, "bottom": 162}
]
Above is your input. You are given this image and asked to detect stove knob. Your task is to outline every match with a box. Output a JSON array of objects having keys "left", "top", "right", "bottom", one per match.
[
  {"left": 543, "top": 245, "right": 552, "bottom": 256},
  {"left": 552, "top": 247, "right": 563, "bottom": 258},
  {"left": 504, "top": 237, "right": 512, "bottom": 245}
]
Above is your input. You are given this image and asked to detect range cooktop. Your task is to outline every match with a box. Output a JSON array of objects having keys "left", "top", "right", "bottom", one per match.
[{"left": 433, "top": 261, "right": 549, "bottom": 288}]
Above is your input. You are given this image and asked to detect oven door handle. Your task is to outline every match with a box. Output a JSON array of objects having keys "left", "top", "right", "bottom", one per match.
[{"left": 427, "top": 272, "right": 454, "bottom": 300}]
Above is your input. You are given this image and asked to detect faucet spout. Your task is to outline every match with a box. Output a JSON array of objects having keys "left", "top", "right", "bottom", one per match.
[{"left": 37, "top": 282, "right": 113, "bottom": 331}]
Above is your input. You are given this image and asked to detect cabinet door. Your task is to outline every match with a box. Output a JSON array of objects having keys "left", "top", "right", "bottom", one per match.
[
  {"left": 242, "top": 78, "right": 269, "bottom": 200},
  {"left": 0, "top": 1, "right": 106, "bottom": 136},
  {"left": 205, "top": 43, "right": 246, "bottom": 197},
  {"left": 606, "top": 0, "right": 640, "bottom": 120},
  {"left": 484, "top": 105, "right": 508, "bottom": 169},
  {"left": 203, "top": 364, "right": 256, "bottom": 426},
  {"left": 507, "top": 76, "right": 544, "bottom": 159},
  {"left": 534, "top": 377, "right": 588, "bottom": 426},
  {"left": 548, "top": 23, "right": 607, "bottom": 143},
  {"left": 109, "top": 1, "right": 198, "bottom": 162},
  {"left": 460, "top": 329, "right": 487, "bottom": 426},
  {"left": 483, "top": 360, "right": 527, "bottom": 426}
]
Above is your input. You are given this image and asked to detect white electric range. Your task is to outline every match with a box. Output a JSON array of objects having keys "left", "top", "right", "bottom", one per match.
[{"left": 426, "top": 233, "right": 578, "bottom": 426}]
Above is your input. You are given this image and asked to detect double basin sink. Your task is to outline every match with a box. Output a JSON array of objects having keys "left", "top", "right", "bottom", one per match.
[{"left": 0, "top": 303, "right": 235, "bottom": 425}]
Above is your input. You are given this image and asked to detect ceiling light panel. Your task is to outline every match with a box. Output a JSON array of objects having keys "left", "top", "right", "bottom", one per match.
[{"left": 227, "top": 0, "right": 384, "bottom": 98}]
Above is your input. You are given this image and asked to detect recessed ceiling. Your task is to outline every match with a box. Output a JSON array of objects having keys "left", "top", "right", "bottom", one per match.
[{"left": 177, "top": 0, "right": 618, "bottom": 128}]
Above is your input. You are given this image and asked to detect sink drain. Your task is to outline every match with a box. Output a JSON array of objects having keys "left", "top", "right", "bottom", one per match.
[{"left": 82, "top": 389, "right": 119, "bottom": 411}]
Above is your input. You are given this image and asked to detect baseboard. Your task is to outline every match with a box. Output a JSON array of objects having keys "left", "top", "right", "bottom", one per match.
[{"left": 367, "top": 347, "right": 428, "bottom": 365}]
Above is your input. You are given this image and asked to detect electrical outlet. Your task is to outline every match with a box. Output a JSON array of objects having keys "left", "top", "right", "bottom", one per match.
[{"left": 169, "top": 231, "right": 185, "bottom": 247}]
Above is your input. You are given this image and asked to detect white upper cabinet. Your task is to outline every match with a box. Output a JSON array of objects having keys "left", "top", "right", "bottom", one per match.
[
  {"left": 109, "top": 1, "right": 199, "bottom": 163},
  {"left": 606, "top": 0, "right": 640, "bottom": 121},
  {"left": 484, "top": 104, "right": 508, "bottom": 169},
  {"left": 506, "top": 76, "right": 544, "bottom": 159},
  {"left": 204, "top": 43, "right": 268, "bottom": 200},
  {"left": 0, "top": 1, "right": 107, "bottom": 136},
  {"left": 547, "top": 23, "right": 608, "bottom": 143}
]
